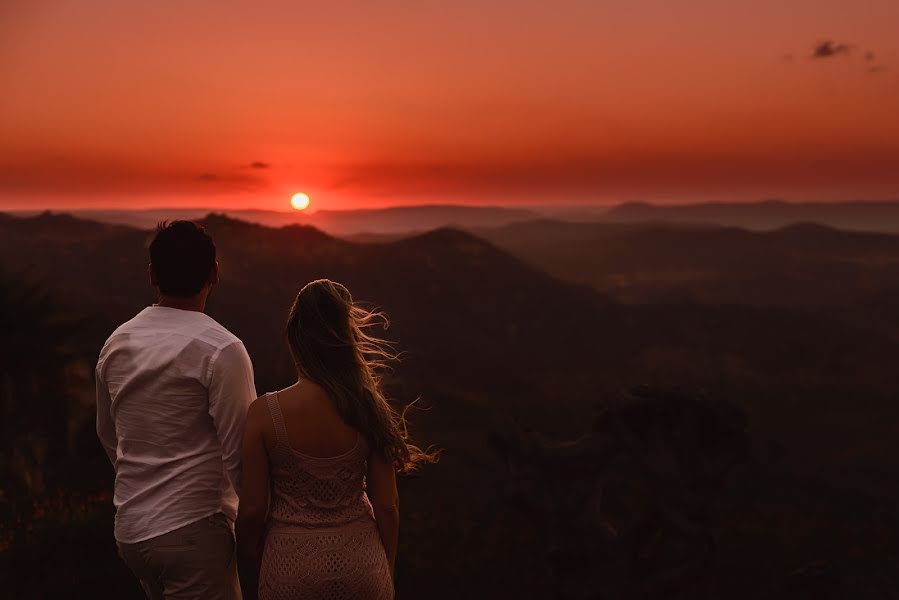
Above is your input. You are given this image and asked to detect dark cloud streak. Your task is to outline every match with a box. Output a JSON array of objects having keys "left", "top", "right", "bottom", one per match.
[
  {"left": 811, "top": 40, "right": 852, "bottom": 59},
  {"left": 788, "top": 41, "right": 889, "bottom": 74}
]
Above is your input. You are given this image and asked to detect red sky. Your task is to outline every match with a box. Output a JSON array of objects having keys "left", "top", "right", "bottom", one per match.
[{"left": 1, "top": 0, "right": 898, "bottom": 211}]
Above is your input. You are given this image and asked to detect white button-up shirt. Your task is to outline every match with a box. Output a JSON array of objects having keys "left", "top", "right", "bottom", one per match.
[{"left": 95, "top": 306, "right": 256, "bottom": 543}]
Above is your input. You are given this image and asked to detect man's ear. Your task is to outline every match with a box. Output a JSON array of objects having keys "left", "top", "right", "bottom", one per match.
[
  {"left": 209, "top": 261, "right": 220, "bottom": 286},
  {"left": 148, "top": 263, "right": 158, "bottom": 287}
]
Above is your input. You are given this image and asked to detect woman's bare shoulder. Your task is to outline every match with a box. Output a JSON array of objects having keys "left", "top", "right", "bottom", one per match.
[{"left": 246, "top": 393, "right": 273, "bottom": 431}]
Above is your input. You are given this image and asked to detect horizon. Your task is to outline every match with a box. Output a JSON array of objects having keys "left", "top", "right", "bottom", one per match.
[
  {"left": 6, "top": 196, "right": 898, "bottom": 215},
  {"left": 8, "top": 197, "right": 899, "bottom": 216},
  {"left": 2, "top": 1, "right": 898, "bottom": 211}
]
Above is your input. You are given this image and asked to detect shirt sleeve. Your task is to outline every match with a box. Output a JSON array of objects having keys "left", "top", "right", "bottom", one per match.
[
  {"left": 208, "top": 340, "right": 257, "bottom": 495},
  {"left": 95, "top": 363, "right": 118, "bottom": 465}
]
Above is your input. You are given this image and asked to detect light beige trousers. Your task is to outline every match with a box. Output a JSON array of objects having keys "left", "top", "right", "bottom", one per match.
[{"left": 117, "top": 513, "right": 242, "bottom": 600}]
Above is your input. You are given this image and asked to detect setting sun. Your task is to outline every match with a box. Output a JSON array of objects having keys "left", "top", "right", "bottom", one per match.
[{"left": 290, "top": 193, "right": 310, "bottom": 211}]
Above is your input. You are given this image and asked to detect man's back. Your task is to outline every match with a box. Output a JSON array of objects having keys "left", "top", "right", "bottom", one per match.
[{"left": 96, "top": 305, "right": 256, "bottom": 544}]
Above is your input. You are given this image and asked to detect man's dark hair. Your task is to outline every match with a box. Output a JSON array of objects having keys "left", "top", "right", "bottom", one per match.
[{"left": 149, "top": 221, "right": 216, "bottom": 297}]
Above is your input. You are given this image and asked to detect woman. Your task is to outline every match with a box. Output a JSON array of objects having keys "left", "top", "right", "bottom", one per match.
[{"left": 237, "top": 279, "right": 436, "bottom": 599}]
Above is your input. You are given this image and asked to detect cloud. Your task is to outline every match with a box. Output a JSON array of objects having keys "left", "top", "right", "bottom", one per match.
[
  {"left": 811, "top": 40, "right": 853, "bottom": 59},
  {"left": 249, "top": 161, "right": 270, "bottom": 169},
  {"left": 797, "top": 41, "right": 889, "bottom": 73},
  {"left": 0, "top": 158, "right": 269, "bottom": 195}
]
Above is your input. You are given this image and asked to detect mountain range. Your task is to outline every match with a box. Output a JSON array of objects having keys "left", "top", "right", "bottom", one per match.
[
  {"left": 11, "top": 199, "right": 899, "bottom": 236},
  {"left": 597, "top": 199, "right": 899, "bottom": 232},
  {"left": 7, "top": 204, "right": 538, "bottom": 237},
  {"left": 3, "top": 211, "right": 899, "bottom": 598}
]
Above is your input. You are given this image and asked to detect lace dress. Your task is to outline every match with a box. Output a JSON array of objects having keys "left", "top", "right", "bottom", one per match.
[{"left": 259, "top": 392, "right": 394, "bottom": 600}]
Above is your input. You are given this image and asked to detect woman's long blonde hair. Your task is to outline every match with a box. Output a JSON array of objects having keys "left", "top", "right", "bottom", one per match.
[{"left": 286, "top": 279, "right": 438, "bottom": 472}]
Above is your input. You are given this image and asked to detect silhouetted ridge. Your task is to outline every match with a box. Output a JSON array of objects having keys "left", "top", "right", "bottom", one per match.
[
  {"left": 5, "top": 204, "right": 540, "bottom": 235},
  {"left": 398, "top": 226, "right": 494, "bottom": 247},
  {"left": 198, "top": 212, "right": 337, "bottom": 244},
  {"left": 0, "top": 210, "right": 134, "bottom": 240},
  {"left": 773, "top": 221, "right": 840, "bottom": 235},
  {"left": 197, "top": 212, "right": 273, "bottom": 233},
  {"left": 601, "top": 200, "right": 899, "bottom": 232}
]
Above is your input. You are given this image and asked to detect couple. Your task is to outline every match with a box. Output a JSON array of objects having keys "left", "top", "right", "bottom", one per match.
[{"left": 96, "top": 221, "right": 433, "bottom": 599}]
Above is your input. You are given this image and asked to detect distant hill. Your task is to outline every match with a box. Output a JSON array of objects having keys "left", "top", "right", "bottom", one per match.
[
  {"left": 479, "top": 218, "right": 899, "bottom": 339},
  {"left": 9, "top": 204, "right": 539, "bottom": 236},
  {"left": 598, "top": 200, "right": 899, "bottom": 232}
]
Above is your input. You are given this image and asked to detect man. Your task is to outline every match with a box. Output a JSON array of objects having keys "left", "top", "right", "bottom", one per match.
[{"left": 96, "top": 221, "right": 256, "bottom": 599}]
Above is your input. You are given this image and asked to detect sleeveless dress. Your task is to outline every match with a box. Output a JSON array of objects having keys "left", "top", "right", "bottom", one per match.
[{"left": 259, "top": 392, "right": 394, "bottom": 600}]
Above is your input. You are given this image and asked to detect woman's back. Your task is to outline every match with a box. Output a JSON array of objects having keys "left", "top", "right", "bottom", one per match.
[
  {"left": 270, "top": 383, "right": 359, "bottom": 459},
  {"left": 259, "top": 386, "right": 393, "bottom": 599},
  {"left": 237, "top": 280, "right": 429, "bottom": 600}
]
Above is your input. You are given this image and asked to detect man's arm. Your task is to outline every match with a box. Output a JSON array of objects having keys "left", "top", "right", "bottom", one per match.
[
  {"left": 236, "top": 397, "right": 271, "bottom": 598},
  {"left": 208, "top": 341, "right": 257, "bottom": 494},
  {"left": 95, "top": 364, "right": 118, "bottom": 465}
]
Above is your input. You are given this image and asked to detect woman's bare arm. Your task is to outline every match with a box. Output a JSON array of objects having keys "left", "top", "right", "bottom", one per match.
[
  {"left": 236, "top": 399, "right": 270, "bottom": 574},
  {"left": 366, "top": 453, "right": 400, "bottom": 575}
]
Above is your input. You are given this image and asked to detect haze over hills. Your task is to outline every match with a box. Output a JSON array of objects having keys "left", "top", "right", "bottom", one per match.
[
  {"left": 598, "top": 200, "right": 899, "bottom": 232},
  {"left": 7, "top": 204, "right": 539, "bottom": 237},
  {"left": 11, "top": 200, "right": 899, "bottom": 236}
]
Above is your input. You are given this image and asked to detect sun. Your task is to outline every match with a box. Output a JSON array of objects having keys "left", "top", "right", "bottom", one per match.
[{"left": 290, "top": 192, "right": 310, "bottom": 211}]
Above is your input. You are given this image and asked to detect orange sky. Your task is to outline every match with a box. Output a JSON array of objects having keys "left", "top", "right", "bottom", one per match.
[{"left": 1, "top": 0, "right": 898, "bottom": 211}]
